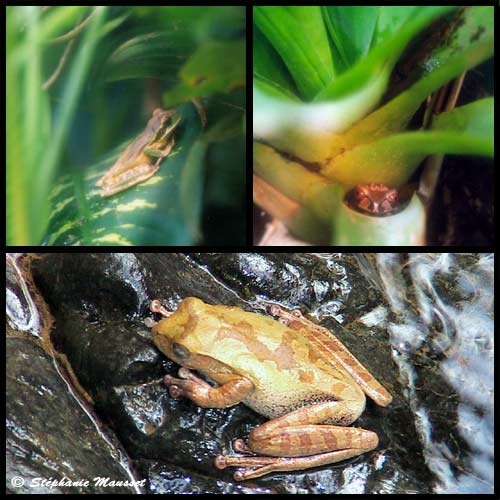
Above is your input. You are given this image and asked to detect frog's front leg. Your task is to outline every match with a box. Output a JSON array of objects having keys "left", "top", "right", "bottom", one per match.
[
  {"left": 164, "top": 367, "right": 254, "bottom": 408},
  {"left": 215, "top": 402, "right": 379, "bottom": 481},
  {"left": 144, "top": 138, "right": 175, "bottom": 166},
  {"left": 150, "top": 299, "right": 174, "bottom": 318}
]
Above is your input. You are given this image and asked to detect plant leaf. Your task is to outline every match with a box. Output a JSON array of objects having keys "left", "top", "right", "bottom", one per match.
[
  {"left": 322, "top": 99, "right": 494, "bottom": 189},
  {"left": 316, "top": 6, "right": 458, "bottom": 102},
  {"left": 253, "top": 26, "right": 297, "bottom": 96},
  {"left": 252, "top": 6, "right": 460, "bottom": 154},
  {"left": 322, "top": 6, "right": 378, "bottom": 72},
  {"left": 252, "top": 71, "right": 389, "bottom": 158},
  {"left": 163, "top": 40, "right": 245, "bottom": 104},
  {"left": 254, "top": 6, "right": 334, "bottom": 100},
  {"left": 432, "top": 97, "right": 494, "bottom": 142},
  {"left": 340, "top": 6, "right": 494, "bottom": 151},
  {"left": 253, "top": 75, "right": 300, "bottom": 103},
  {"left": 372, "top": 6, "right": 420, "bottom": 45}
]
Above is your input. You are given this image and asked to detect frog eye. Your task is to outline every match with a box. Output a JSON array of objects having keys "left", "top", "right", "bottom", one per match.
[
  {"left": 386, "top": 190, "right": 398, "bottom": 202},
  {"left": 172, "top": 342, "right": 190, "bottom": 360}
]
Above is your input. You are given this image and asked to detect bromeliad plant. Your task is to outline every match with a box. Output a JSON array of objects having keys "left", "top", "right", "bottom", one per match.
[{"left": 253, "top": 6, "right": 494, "bottom": 245}]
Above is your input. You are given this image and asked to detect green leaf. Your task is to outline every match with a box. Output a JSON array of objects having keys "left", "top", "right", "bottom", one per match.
[
  {"left": 432, "top": 97, "right": 494, "bottom": 143},
  {"left": 7, "top": 7, "right": 107, "bottom": 245},
  {"left": 372, "top": 6, "right": 420, "bottom": 45},
  {"left": 254, "top": 6, "right": 334, "bottom": 100},
  {"left": 178, "top": 139, "right": 207, "bottom": 242},
  {"left": 253, "top": 75, "right": 300, "bottom": 103},
  {"left": 163, "top": 40, "right": 245, "bottom": 104},
  {"left": 252, "top": 6, "right": 461, "bottom": 154},
  {"left": 316, "top": 6, "right": 458, "bottom": 102},
  {"left": 322, "top": 100, "right": 494, "bottom": 189},
  {"left": 322, "top": 6, "right": 378, "bottom": 72},
  {"left": 105, "top": 30, "right": 195, "bottom": 82},
  {"left": 340, "top": 6, "right": 494, "bottom": 151},
  {"left": 252, "top": 72, "right": 389, "bottom": 159},
  {"left": 253, "top": 25, "right": 298, "bottom": 96}
]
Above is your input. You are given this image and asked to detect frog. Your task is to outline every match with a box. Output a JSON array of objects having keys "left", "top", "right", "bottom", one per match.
[
  {"left": 354, "top": 183, "right": 399, "bottom": 214},
  {"left": 96, "top": 108, "right": 181, "bottom": 197},
  {"left": 150, "top": 297, "right": 392, "bottom": 481}
]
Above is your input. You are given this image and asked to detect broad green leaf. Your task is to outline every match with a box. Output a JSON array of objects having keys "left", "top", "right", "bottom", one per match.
[
  {"left": 315, "top": 6, "right": 457, "bottom": 102},
  {"left": 253, "top": 75, "right": 300, "bottom": 103},
  {"left": 163, "top": 40, "right": 245, "bottom": 104},
  {"left": 254, "top": 6, "right": 334, "bottom": 100},
  {"left": 340, "top": 6, "right": 494, "bottom": 152},
  {"left": 104, "top": 31, "right": 195, "bottom": 82},
  {"left": 322, "top": 6, "right": 378, "bottom": 73},
  {"left": 432, "top": 97, "right": 494, "bottom": 143},
  {"left": 178, "top": 139, "right": 207, "bottom": 243},
  {"left": 372, "top": 6, "right": 420, "bottom": 45},
  {"left": 252, "top": 69, "right": 389, "bottom": 156},
  {"left": 325, "top": 130, "right": 491, "bottom": 188},
  {"left": 253, "top": 26, "right": 297, "bottom": 96}
]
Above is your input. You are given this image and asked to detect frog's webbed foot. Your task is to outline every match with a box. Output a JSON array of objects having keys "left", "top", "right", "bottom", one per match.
[
  {"left": 164, "top": 367, "right": 253, "bottom": 408},
  {"left": 150, "top": 300, "right": 174, "bottom": 318},
  {"left": 267, "top": 303, "right": 306, "bottom": 326},
  {"left": 164, "top": 367, "right": 212, "bottom": 400},
  {"left": 215, "top": 453, "right": 288, "bottom": 481},
  {"left": 215, "top": 444, "right": 379, "bottom": 481}
]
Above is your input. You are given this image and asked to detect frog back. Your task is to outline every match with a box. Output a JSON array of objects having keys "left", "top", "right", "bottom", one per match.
[{"left": 177, "top": 299, "right": 364, "bottom": 418}]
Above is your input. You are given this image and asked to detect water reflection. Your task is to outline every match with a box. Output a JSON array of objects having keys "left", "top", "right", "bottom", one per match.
[{"left": 376, "top": 253, "right": 493, "bottom": 494}]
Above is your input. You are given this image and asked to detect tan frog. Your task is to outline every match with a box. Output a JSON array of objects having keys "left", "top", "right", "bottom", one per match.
[{"left": 151, "top": 297, "right": 392, "bottom": 481}]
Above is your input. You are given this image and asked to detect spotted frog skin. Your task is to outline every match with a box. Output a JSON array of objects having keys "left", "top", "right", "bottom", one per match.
[
  {"left": 354, "top": 183, "right": 398, "bottom": 214},
  {"left": 151, "top": 297, "right": 392, "bottom": 481}
]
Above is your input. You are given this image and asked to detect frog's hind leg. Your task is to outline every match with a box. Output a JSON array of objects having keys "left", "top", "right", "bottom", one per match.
[
  {"left": 216, "top": 423, "right": 378, "bottom": 481},
  {"left": 215, "top": 400, "right": 379, "bottom": 481},
  {"left": 99, "top": 163, "right": 160, "bottom": 197},
  {"left": 268, "top": 304, "right": 393, "bottom": 407},
  {"left": 216, "top": 434, "right": 378, "bottom": 481}
]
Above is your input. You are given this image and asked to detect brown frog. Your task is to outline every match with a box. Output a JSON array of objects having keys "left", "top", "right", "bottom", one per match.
[
  {"left": 151, "top": 297, "right": 392, "bottom": 481},
  {"left": 354, "top": 183, "right": 398, "bottom": 214}
]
